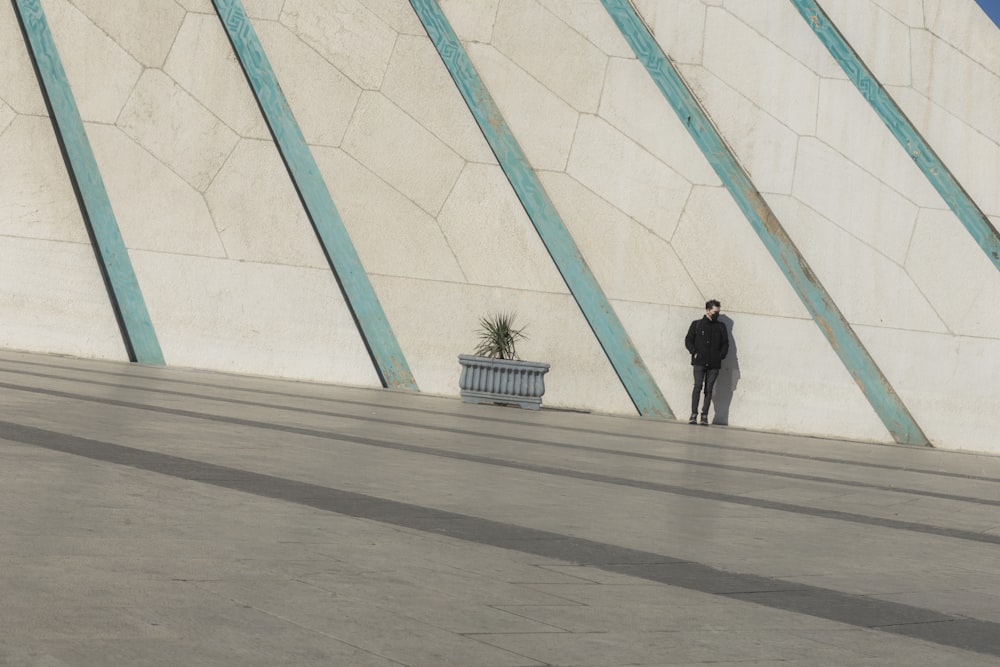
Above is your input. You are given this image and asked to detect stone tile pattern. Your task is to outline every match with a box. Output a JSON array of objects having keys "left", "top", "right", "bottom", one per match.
[{"left": 2, "top": 0, "right": 998, "bottom": 451}]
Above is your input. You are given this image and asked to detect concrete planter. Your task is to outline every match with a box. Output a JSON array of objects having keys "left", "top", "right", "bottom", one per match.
[{"left": 457, "top": 354, "right": 550, "bottom": 410}]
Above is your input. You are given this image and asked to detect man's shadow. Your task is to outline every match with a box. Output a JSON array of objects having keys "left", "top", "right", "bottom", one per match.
[{"left": 712, "top": 314, "right": 740, "bottom": 425}]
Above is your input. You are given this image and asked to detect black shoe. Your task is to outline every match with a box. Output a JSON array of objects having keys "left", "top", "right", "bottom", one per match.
[
  {"left": 688, "top": 413, "right": 697, "bottom": 424},
  {"left": 699, "top": 414, "right": 709, "bottom": 426}
]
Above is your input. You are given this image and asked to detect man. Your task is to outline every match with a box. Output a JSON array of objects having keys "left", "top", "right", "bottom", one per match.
[{"left": 684, "top": 299, "right": 729, "bottom": 425}]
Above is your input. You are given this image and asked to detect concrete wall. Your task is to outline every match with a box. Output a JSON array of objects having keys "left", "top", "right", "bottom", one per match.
[{"left": 2, "top": 0, "right": 998, "bottom": 453}]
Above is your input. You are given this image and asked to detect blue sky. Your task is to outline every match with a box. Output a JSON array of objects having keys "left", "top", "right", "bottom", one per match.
[{"left": 975, "top": 0, "right": 1000, "bottom": 27}]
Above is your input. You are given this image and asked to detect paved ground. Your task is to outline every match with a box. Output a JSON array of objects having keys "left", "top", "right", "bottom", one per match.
[{"left": 2, "top": 348, "right": 1000, "bottom": 666}]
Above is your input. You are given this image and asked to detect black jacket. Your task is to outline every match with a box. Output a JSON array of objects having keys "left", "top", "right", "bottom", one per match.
[{"left": 685, "top": 317, "right": 729, "bottom": 369}]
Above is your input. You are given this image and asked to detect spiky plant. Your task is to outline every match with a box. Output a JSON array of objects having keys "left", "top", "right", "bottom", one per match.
[{"left": 473, "top": 311, "right": 527, "bottom": 360}]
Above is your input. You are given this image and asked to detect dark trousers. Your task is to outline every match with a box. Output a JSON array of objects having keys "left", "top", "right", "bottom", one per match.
[{"left": 691, "top": 366, "right": 719, "bottom": 416}]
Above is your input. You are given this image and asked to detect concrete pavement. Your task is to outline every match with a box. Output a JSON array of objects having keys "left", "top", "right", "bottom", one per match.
[{"left": 1, "top": 348, "right": 1000, "bottom": 666}]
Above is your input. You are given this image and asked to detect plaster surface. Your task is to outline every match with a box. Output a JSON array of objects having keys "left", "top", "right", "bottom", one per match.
[
  {"left": 0, "top": 116, "right": 89, "bottom": 244},
  {"left": 41, "top": 0, "right": 143, "bottom": 123},
  {"left": 132, "top": 252, "right": 378, "bottom": 386},
  {"left": 341, "top": 92, "right": 465, "bottom": 216},
  {"left": 466, "top": 42, "right": 579, "bottom": 172},
  {"left": 0, "top": 238, "right": 126, "bottom": 360},
  {"left": 567, "top": 114, "right": 692, "bottom": 241},
  {"left": 279, "top": 0, "right": 396, "bottom": 90}
]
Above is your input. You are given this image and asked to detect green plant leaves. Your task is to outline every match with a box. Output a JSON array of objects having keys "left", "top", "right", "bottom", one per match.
[{"left": 473, "top": 311, "right": 527, "bottom": 360}]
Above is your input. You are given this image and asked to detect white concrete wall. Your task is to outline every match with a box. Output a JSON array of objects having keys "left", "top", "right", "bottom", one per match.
[
  {"left": 2, "top": 0, "right": 998, "bottom": 452},
  {"left": 0, "top": 0, "right": 125, "bottom": 360}
]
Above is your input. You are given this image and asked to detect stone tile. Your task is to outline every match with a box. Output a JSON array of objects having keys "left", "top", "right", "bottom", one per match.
[
  {"left": 0, "top": 116, "right": 90, "bottom": 244},
  {"left": 254, "top": 20, "right": 361, "bottom": 148},
  {"left": 466, "top": 42, "right": 580, "bottom": 171},
  {"left": 492, "top": 0, "right": 608, "bottom": 113},
  {"left": 381, "top": 35, "right": 496, "bottom": 164},
  {"left": 923, "top": 0, "right": 1000, "bottom": 66},
  {"left": 905, "top": 208, "right": 1000, "bottom": 337},
  {"left": 164, "top": 13, "right": 270, "bottom": 139},
  {"left": 723, "top": 0, "right": 847, "bottom": 78},
  {"left": 66, "top": 0, "right": 185, "bottom": 68},
  {"left": 279, "top": 0, "right": 397, "bottom": 90},
  {"left": 909, "top": 28, "right": 1000, "bottom": 144},
  {"left": 88, "top": 124, "right": 226, "bottom": 257},
  {"left": 538, "top": 0, "right": 633, "bottom": 58},
  {"left": 43, "top": 0, "right": 143, "bottom": 123},
  {"left": 856, "top": 325, "right": 1000, "bottom": 454},
  {"left": 117, "top": 69, "right": 239, "bottom": 192},
  {"left": 0, "top": 237, "right": 126, "bottom": 360},
  {"left": 180, "top": 579, "right": 548, "bottom": 666},
  {"left": 440, "top": 0, "right": 500, "bottom": 43},
  {"left": 313, "top": 146, "right": 467, "bottom": 282},
  {"left": 868, "top": 0, "right": 926, "bottom": 27},
  {"left": 671, "top": 186, "right": 809, "bottom": 318},
  {"left": 204, "top": 138, "right": 330, "bottom": 268},
  {"left": 434, "top": 162, "right": 566, "bottom": 291},
  {"left": 473, "top": 628, "right": 834, "bottom": 665},
  {"left": 890, "top": 85, "right": 1000, "bottom": 218},
  {"left": 702, "top": 6, "right": 819, "bottom": 135},
  {"left": 129, "top": 251, "right": 380, "bottom": 386},
  {"left": 633, "top": 0, "right": 709, "bottom": 65},
  {"left": 792, "top": 137, "right": 919, "bottom": 264},
  {"left": 242, "top": 0, "right": 284, "bottom": 20},
  {"left": 358, "top": 0, "right": 426, "bottom": 35},
  {"left": 538, "top": 171, "right": 703, "bottom": 304},
  {"left": 678, "top": 63, "right": 799, "bottom": 195},
  {"left": 816, "top": 78, "right": 942, "bottom": 209},
  {"left": 599, "top": 58, "right": 719, "bottom": 187},
  {"left": 818, "top": 0, "right": 914, "bottom": 86},
  {"left": 342, "top": 92, "right": 465, "bottom": 215},
  {"left": 568, "top": 115, "right": 692, "bottom": 241},
  {"left": 768, "top": 195, "right": 947, "bottom": 333},
  {"left": 0, "top": 0, "right": 48, "bottom": 114},
  {"left": 0, "top": 100, "right": 14, "bottom": 136}
]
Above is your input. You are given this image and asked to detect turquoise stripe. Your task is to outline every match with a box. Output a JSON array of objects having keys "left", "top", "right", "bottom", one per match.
[
  {"left": 790, "top": 0, "right": 1000, "bottom": 270},
  {"left": 409, "top": 0, "right": 673, "bottom": 418},
  {"left": 211, "top": 0, "right": 417, "bottom": 391},
  {"left": 601, "top": 0, "right": 929, "bottom": 445},
  {"left": 13, "top": 0, "right": 164, "bottom": 365}
]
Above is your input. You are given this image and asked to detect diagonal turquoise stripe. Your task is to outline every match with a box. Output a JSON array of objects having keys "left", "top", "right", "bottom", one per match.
[
  {"left": 12, "top": 0, "right": 164, "bottom": 365},
  {"left": 600, "top": 0, "right": 929, "bottom": 445},
  {"left": 210, "top": 0, "right": 417, "bottom": 391},
  {"left": 409, "top": 0, "right": 673, "bottom": 418},
  {"left": 790, "top": 0, "right": 1000, "bottom": 270}
]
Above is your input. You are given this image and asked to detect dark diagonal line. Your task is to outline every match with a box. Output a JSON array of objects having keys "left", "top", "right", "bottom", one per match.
[
  {"left": 2, "top": 380, "right": 1000, "bottom": 547},
  {"left": 2, "top": 367, "right": 999, "bottom": 508},
  {"left": 3, "top": 355, "right": 996, "bottom": 485},
  {"left": 3, "top": 419, "right": 1000, "bottom": 658}
]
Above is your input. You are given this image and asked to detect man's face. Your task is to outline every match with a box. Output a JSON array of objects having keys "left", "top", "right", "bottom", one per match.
[{"left": 706, "top": 305, "right": 720, "bottom": 318}]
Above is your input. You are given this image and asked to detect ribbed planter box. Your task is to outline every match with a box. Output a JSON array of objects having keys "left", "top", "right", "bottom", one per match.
[{"left": 458, "top": 354, "right": 550, "bottom": 410}]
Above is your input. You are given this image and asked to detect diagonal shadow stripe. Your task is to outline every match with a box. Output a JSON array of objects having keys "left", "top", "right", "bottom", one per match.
[
  {"left": 4, "top": 355, "right": 998, "bottom": 485},
  {"left": 2, "top": 379, "right": 1000, "bottom": 547},
  {"left": 2, "top": 419, "right": 1000, "bottom": 657},
  {"left": 3, "top": 365, "right": 1000, "bottom": 506}
]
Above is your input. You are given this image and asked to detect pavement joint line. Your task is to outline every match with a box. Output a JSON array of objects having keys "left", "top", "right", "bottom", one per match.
[
  {"left": 2, "top": 380, "right": 1000, "bottom": 548},
  {"left": 4, "top": 418, "right": 1000, "bottom": 658},
  {"left": 3, "top": 368, "right": 999, "bottom": 504},
  {"left": 4, "top": 362, "right": 1000, "bottom": 490}
]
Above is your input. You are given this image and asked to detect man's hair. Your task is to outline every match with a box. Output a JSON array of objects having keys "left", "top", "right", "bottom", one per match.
[{"left": 705, "top": 299, "right": 721, "bottom": 310}]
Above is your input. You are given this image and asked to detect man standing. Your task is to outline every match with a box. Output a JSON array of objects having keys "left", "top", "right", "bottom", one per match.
[{"left": 684, "top": 300, "right": 729, "bottom": 425}]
